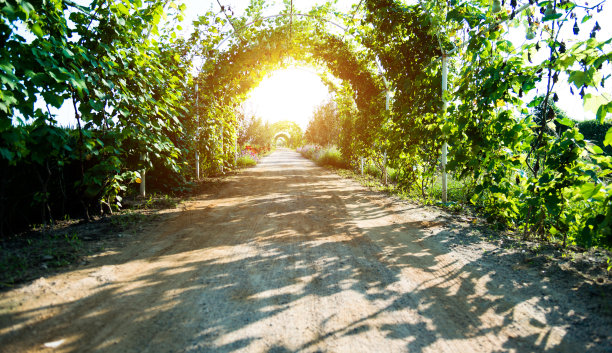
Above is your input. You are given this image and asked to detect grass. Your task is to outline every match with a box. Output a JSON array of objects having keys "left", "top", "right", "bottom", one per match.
[
  {"left": 427, "top": 174, "right": 473, "bottom": 204},
  {"left": 298, "top": 145, "right": 350, "bottom": 169},
  {"left": 110, "top": 210, "right": 149, "bottom": 229},
  {"left": 298, "top": 146, "right": 474, "bottom": 209},
  {"left": 237, "top": 154, "right": 257, "bottom": 168},
  {"left": 0, "top": 231, "right": 84, "bottom": 288},
  {"left": 315, "top": 146, "right": 348, "bottom": 169},
  {"left": 138, "top": 194, "right": 180, "bottom": 209},
  {"left": 0, "top": 208, "right": 157, "bottom": 290}
]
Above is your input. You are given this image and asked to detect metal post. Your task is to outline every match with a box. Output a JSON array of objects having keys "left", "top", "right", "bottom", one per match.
[
  {"left": 234, "top": 134, "right": 238, "bottom": 168},
  {"left": 441, "top": 54, "right": 449, "bottom": 203},
  {"left": 220, "top": 125, "right": 224, "bottom": 173},
  {"left": 360, "top": 157, "right": 364, "bottom": 175},
  {"left": 195, "top": 83, "right": 200, "bottom": 180},
  {"left": 139, "top": 153, "right": 146, "bottom": 198},
  {"left": 383, "top": 151, "right": 388, "bottom": 185},
  {"left": 195, "top": 151, "right": 200, "bottom": 180}
]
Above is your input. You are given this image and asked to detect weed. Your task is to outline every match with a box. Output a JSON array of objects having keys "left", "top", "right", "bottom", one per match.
[
  {"left": 64, "top": 232, "right": 82, "bottom": 252},
  {"left": 110, "top": 211, "right": 147, "bottom": 230}
]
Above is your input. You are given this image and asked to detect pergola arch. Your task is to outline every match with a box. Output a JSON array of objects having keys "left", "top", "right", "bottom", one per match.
[
  {"left": 195, "top": 18, "right": 387, "bottom": 155},
  {"left": 274, "top": 131, "right": 291, "bottom": 140},
  {"left": 273, "top": 132, "right": 291, "bottom": 146}
]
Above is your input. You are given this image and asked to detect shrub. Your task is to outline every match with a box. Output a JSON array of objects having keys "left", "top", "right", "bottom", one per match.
[
  {"left": 317, "top": 146, "right": 348, "bottom": 169},
  {"left": 365, "top": 163, "right": 380, "bottom": 177},
  {"left": 237, "top": 154, "right": 257, "bottom": 168},
  {"left": 299, "top": 145, "right": 349, "bottom": 169},
  {"left": 577, "top": 120, "right": 612, "bottom": 155},
  {"left": 297, "top": 145, "right": 320, "bottom": 159}
]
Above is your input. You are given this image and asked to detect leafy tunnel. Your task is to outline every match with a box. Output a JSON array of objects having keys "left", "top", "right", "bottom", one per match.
[{"left": 191, "top": 10, "right": 389, "bottom": 166}]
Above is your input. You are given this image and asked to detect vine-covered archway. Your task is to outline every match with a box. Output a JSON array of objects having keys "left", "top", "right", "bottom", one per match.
[
  {"left": 2, "top": 0, "right": 611, "bottom": 249},
  {"left": 191, "top": 14, "right": 387, "bottom": 168},
  {"left": 273, "top": 132, "right": 291, "bottom": 147}
]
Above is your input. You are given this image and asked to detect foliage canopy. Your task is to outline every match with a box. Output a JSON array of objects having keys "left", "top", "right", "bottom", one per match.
[{"left": 1, "top": 0, "right": 612, "bottom": 250}]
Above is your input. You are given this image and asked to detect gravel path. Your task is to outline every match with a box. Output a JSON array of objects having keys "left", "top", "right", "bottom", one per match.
[{"left": 0, "top": 149, "right": 610, "bottom": 352}]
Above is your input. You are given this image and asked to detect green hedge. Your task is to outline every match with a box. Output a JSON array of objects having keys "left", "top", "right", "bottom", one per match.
[{"left": 576, "top": 120, "right": 612, "bottom": 155}]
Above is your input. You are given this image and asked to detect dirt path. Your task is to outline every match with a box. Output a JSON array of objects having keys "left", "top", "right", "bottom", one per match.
[{"left": 1, "top": 150, "right": 610, "bottom": 352}]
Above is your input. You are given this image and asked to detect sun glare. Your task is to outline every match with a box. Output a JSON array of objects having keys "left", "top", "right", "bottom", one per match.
[{"left": 245, "top": 67, "right": 331, "bottom": 130}]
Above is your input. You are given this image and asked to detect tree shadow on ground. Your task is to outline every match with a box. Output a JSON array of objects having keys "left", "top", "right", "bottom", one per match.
[{"left": 0, "top": 152, "right": 610, "bottom": 353}]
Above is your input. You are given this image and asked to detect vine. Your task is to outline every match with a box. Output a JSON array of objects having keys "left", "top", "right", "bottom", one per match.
[{"left": 1, "top": 0, "right": 611, "bottom": 250}]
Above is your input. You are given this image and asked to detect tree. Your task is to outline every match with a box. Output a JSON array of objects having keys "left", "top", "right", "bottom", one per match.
[
  {"left": 305, "top": 100, "right": 341, "bottom": 146},
  {"left": 240, "top": 116, "right": 273, "bottom": 149}
]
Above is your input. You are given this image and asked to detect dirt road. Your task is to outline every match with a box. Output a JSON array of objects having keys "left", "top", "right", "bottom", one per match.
[{"left": 1, "top": 150, "right": 610, "bottom": 352}]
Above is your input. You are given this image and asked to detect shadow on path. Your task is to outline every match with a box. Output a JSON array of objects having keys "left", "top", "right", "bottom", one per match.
[{"left": 0, "top": 150, "right": 610, "bottom": 353}]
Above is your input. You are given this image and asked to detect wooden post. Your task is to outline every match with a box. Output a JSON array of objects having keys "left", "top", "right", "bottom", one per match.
[{"left": 234, "top": 134, "right": 238, "bottom": 168}]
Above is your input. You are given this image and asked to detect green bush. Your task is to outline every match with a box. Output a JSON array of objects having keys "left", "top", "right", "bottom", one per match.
[
  {"left": 364, "top": 163, "right": 380, "bottom": 177},
  {"left": 387, "top": 167, "right": 399, "bottom": 182},
  {"left": 237, "top": 155, "right": 257, "bottom": 168},
  {"left": 316, "top": 146, "right": 348, "bottom": 169},
  {"left": 577, "top": 120, "right": 612, "bottom": 155}
]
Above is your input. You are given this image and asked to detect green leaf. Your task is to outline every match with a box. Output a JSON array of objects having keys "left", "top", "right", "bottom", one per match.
[
  {"left": 596, "top": 101, "right": 612, "bottom": 123},
  {"left": 584, "top": 93, "right": 612, "bottom": 118},
  {"left": 0, "top": 147, "right": 14, "bottom": 161},
  {"left": 586, "top": 144, "right": 603, "bottom": 155},
  {"left": 542, "top": 13, "right": 563, "bottom": 22},
  {"left": 579, "top": 182, "right": 601, "bottom": 199},
  {"left": 30, "top": 23, "right": 44, "bottom": 37},
  {"left": 604, "top": 127, "right": 612, "bottom": 147},
  {"left": 41, "top": 91, "right": 65, "bottom": 108},
  {"left": 90, "top": 99, "right": 104, "bottom": 112},
  {"left": 556, "top": 117, "right": 574, "bottom": 127},
  {"left": 568, "top": 71, "right": 587, "bottom": 88}
]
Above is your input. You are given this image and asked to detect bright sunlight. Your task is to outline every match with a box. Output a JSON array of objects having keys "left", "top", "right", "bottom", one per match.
[{"left": 244, "top": 67, "right": 331, "bottom": 130}]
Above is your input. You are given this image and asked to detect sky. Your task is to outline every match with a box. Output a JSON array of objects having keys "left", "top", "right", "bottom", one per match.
[
  {"left": 242, "top": 67, "right": 330, "bottom": 130},
  {"left": 500, "top": 2, "right": 612, "bottom": 121}
]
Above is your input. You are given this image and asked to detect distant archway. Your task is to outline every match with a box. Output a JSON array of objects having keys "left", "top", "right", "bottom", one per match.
[
  {"left": 271, "top": 121, "right": 303, "bottom": 148},
  {"left": 273, "top": 131, "right": 291, "bottom": 147}
]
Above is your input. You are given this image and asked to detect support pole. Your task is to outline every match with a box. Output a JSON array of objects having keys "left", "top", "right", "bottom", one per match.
[
  {"left": 220, "top": 125, "right": 224, "bottom": 173},
  {"left": 195, "top": 151, "right": 200, "bottom": 180},
  {"left": 139, "top": 153, "right": 146, "bottom": 198},
  {"left": 383, "top": 151, "right": 388, "bottom": 185},
  {"left": 360, "top": 157, "right": 364, "bottom": 176},
  {"left": 195, "top": 83, "right": 200, "bottom": 180},
  {"left": 441, "top": 54, "right": 449, "bottom": 203}
]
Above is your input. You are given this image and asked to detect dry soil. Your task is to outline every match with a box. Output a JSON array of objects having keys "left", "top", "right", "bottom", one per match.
[{"left": 0, "top": 149, "right": 610, "bottom": 352}]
